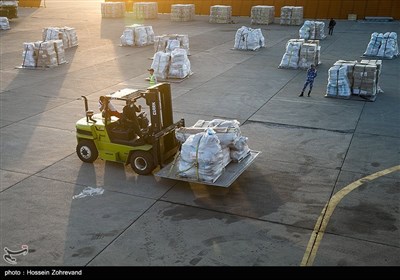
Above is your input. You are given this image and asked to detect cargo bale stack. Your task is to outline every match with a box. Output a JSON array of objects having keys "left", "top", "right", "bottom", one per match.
[
  {"left": 171, "top": 4, "right": 195, "bottom": 22},
  {"left": 299, "top": 21, "right": 326, "bottom": 40},
  {"left": 133, "top": 2, "right": 158, "bottom": 19},
  {"left": 0, "top": 16, "right": 10, "bottom": 29},
  {"left": 251, "top": 5, "right": 274, "bottom": 25},
  {"left": 154, "top": 34, "right": 190, "bottom": 55},
  {"left": 42, "top": 27, "right": 78, "bottom": 49},
  {"left": 234, "top": 26, "right": 265, "bottom": 51},
  {"left": 209, "top": 5, "right": 232, "bottom": 24},
  {"left": 363, "top": 32, "right": 399, "bottom": 59},
  {"left": 101, "top": 2, "right": 125, "bottom": 18},
  {"left": 280, "top": 6, "right": 303, "bottom": 26}
]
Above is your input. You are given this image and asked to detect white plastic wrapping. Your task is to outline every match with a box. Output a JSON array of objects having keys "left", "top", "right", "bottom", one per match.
[{"left": 234, "top": 26, "right": 265, "bottom": 51}]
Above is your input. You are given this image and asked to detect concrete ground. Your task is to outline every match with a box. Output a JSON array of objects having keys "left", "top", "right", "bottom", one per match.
[{"left": 0, "top": 0, "right": 399, "bottom": 267}]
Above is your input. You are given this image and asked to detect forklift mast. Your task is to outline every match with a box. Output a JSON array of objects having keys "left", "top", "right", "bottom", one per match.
[{"left": 146, "top": 83, "right": 174, "bottom": 134}]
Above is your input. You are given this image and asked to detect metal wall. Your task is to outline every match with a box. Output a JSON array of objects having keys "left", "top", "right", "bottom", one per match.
[{"left": 125, "top": 0, "right": 399, "bottom": 19}]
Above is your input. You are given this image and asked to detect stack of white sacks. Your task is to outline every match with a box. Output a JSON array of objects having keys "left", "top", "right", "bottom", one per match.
[
  {"left": 120, "top": 24, "right": 155, "bottom": 47},
  {"left": 175, "top": 119, "right": 251, "bottom": 183},
  {"left": 151, "top": 34, "right": 191, "bottom": 79},
  {"left": 326, "top": 59, "right": 383, "bottom": 99},
  {"left": 101, "top": 2, "right": 125, "bottom": 18},
  {"left": 209, "top": 5, "right": 232, "bottom": 24},
  {"left": 0, "top": 17, "right": 10, "bottom": 30},
  {"left": 171, "top": 4, "right": 195, "bottom": 22},
  {"left": 22, "top": 40, "right": 66, "bottom": 67},
  {"left": 279, "top": 39, "right": 320, "bottom": 69},
  {"left": 251, "top": 5, "right": 275, "bottom": 25},
  {"left": 299, "top": 21, "right": 326, "bottom": 40},
  {"left": 280, "top": 6, "right": 303, "bottom": 25},
  {"left": 363, "top": 32, "right": 399, "bottom": 59},
  {"left": 154, "top": 34, "right": 190, "bottom": 55},
  {"left": 42, "top": 27, "right": 78, "bottom": 49},
  {"left": 133, "top": 2, "right": 158, "bottom": 19},
  {"left": 234, "top": 26, "right": 265, "bottom": 51}
]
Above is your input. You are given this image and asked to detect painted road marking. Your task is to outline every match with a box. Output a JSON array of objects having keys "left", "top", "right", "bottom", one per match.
[{"left": 301, "top": 165, "right": 400, "bottom": 266}]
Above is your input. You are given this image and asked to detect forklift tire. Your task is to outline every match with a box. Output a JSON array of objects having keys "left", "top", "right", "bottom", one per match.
[
  {"left": 130, "top": 151, "right": 154, "bottom": 175},
  {"left": 76, "top": 140, "right": 98, "bottom": 163}
]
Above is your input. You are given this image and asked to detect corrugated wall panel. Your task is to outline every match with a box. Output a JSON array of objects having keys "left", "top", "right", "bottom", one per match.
[{"left": 127, "top": 0, "right": 399, "bottom": 19}]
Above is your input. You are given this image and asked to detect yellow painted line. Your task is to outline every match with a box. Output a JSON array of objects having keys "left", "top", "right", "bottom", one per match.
[{"left": 301, "top": 165, "right": 400, "bottom": 266}]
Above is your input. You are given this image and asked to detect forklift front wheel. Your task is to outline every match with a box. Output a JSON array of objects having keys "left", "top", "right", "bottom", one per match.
[
  {"left": 76, "top": 140, "right": 98, "bottom": 163},
  {"left": 130, "top": 151, "right": 154, "bottom": 175}
]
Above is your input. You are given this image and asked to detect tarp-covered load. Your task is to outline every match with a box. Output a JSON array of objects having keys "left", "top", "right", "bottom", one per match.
[
  {"left": 175, "top": 119, "right": 251, "bottom": 182},
  {"left": 22, "top": 40, "right": 66, "bottom": 68},
  {"left": 299, "top": 20, "right": 326, "bottom": 40},
  {"left": 151, "top": 48, "right": 191, "bottom": 80},
  {"left": 120, "top": 24, "right": 154, "bottom": 47},
  {"left": 42, "top": 27, "right": 78, "bottom": 49},
  {"left": 0, "top": 16, "right": 10, "bottom": 30},
  {"left": 154, "top": 34, "right": 190, "bottom": 55},
  {"left": 234, "top": 26, "right": 265, "bottom": 51},
  {"left": 363, "top": 32, "right": 399, "bottom": 59}
]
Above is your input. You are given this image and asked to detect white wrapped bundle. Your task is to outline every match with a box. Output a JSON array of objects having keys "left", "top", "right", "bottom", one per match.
[
  {"left": 134, "top": 2, "right": 158, "bottom": 19},
  {"left": 176, "top": 119, "right": 241, "bottom": 147},
  {"left": 178, "top": 129, "right": 229, "bottom": 182},
  {"left": 154, "top": 34, "right": 190, "bottom": 55},
  {"left": 234, "top": 26, "right": 265, "bottom": 51},
  {"left": 363, "top": 32, "right": 382, "bottom": 56},
  {"left": 377, "top": 32, "right": 399, "bottom": 59},
  {"left": 278, "top": 40, "right": 302, "bottom": 69},
  {"left": 360, "top": 59, "right": 383, "bottom": 93},
  {"left": 168, "top": 48, "right": 191, "bottom": 79},
  {"left": 101, "top": 2, "right": 125, "bottom": 18},
  {"left": 151, "top": 51, "right": 170, "bottom": 80},
  {"left": 53, "top": 39, "right": 66, "bottom": 65},
  {"left": 299, "top": 21, "right": 326, "bottom": 40},
  {"left": 134, "top": 25, "right": 154, "bottom": 47},
  {"left": 352, "top": 63, "right": 377, "bottom": 96},
  {"left": 334, "top": 60, "right": 357, "bottom": 88},
  {"left": 230, "top": 136, "right": 250, "bottom": 162},
  {"left": 34, "top": 41, "right": 58, "bottom": 67},
  {"left": 326, "top": 65, "right": 351, "bottom": 98},
  {"left": 120, "top": 29, "right": 134, "bottom": 46},
  {"left": 280, "top": 6, "right": 303, "bottom": 25},
  {"left": 22, "top": 43, "right": 36, "bottom": 67},
  {"left": 43, "top": 27, "right": 78, "bottom": 48},
  {"left": 209, "top": 5, "right": 232, "bottom": 24},
  {"left": 171, "top": 4, "right": 195, "bottom": 22},
  {"left": 0, "top": 17, "right": 10, "bottom": 30},
  {"left": 166, "top": 39, "right": 180, "bottom": 52},
  {"left": 251, "top": 6, "right": 275, "bottom": 25},
  {"left": 298, "top": 43, "right": 318, "bottom": 69}
]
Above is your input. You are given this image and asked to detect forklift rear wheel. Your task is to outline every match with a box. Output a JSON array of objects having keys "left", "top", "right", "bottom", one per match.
[
  {"left": 76, "top": 140, "right": 98, "bottom": 163},
  {"left": 130, "top": 151, "right": 154, "bottom": 175}
]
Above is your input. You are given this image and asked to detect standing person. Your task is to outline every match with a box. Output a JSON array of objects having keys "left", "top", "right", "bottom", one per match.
[
  {"left": 148, "top": 68, "right": 157, "bottom": 86},
  {"left": 99, "top": 96, "right": 121, "bottom": 118},
  {"left": 328, "top": 18, "right": 336, "bottom": 35},
  {"left": 299, "top": 64, "right": 317, "bottom": 97}
]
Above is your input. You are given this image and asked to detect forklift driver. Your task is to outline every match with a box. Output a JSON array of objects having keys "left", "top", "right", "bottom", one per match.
[{"left": 122, "top": 100, "right": 145, "bottom": 141}]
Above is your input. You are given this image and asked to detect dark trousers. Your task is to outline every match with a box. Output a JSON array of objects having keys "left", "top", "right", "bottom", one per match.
[
  {"left": 328, "top": 28, "right": 334, "bottom": 35},
  {"left": 302, "top": 80, "right": 314, "bottom": 93}
]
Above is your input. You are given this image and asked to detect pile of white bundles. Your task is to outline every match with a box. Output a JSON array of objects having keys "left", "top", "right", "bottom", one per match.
[
  {"left": 299, "top": 21, "right": 326, "bottom": 40},
  {"left": 176, "top": 119, "right": 251, "bottom": 182},
  {"left": 101, "top": 2, "right": 125, "bottom": 18},
  {"left": 0, "top": 17, "right": 10, "bottom": 30},
  {"left": 133, "top": 2, "right": 158, "bottom": 19},
  {"left": 151, "top": 48, "right": 191, "bottom": 79},
  {"left": 154, "top": 34, "right": 190, "bottom": 55},
  {"left": 280, "top": 6, "right": 303, "bottom": 26},
  {"left": 234, "top": 26, "right": 265, "bottom": 51},
  {"left": 22, "top": 40, "right": 66, "bottom": 67},
  {"left": 326, "top": 64, "right": 352, "bottom": 98},
  {"left": 279, "top": 39, "right": 321, "bottom": 69},
  {"left": 251, "top": 5, "right": 275, "bottom": 25},
  {"left": 171, "top": 4, "right": 195, "bottom": 22},
  {"left": 363, "top": 32, "right": 399, "bottom": 59},
  {"left": 209, "top": 5, "right": 232, "bottom": 24},
  {"left": 120, "top": 24, "right": 154, "bottom": 47},
  {"left": 42, "top": 27, "right": 78, "bottom": 49},
  {"left": 326, "top": 59, "right": 383, "bottom": 98}
]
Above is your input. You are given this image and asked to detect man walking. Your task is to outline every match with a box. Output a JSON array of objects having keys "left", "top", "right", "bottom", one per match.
[
  {"left": 299, "top": 64, "right": 317, "bottom": 97},
  {"left": 328, "top": 18, "right": 336, "bottom": 35}
]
